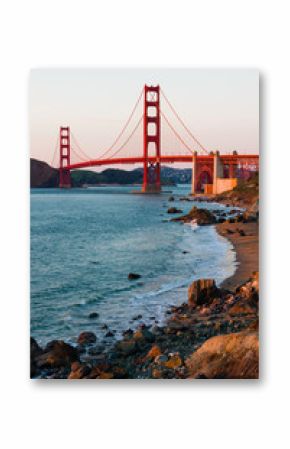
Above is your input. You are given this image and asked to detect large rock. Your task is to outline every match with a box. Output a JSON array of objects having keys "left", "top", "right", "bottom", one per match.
[
  {"left": 231, "top": 272, "right": 259, "bottom": 314},
  {"left": 68, "top": 362, "right": 91, "bottom": 379},
  {"left": 243, "top": 197, "right": 259, "bottom": 222},
  {"left": 185, "top": 331, "right": 259, "bottom": 379},
  {"left": 77, "top": 331, "right": 97, "bottom": 345},
  {"left": 172, "top": 206, "right": 216, "bottom": 225},
  {"left": 145, "top": 344, "right": 162, "bottom": 360},
  {"left": 128, "top": 272, "right": 141, "bottom": 280},
  {"left": 35, "top": 340, "right": 79, "bottom": 369},
  {"left": 115, "top": 339, "right": 137, "bottom": 356},
  {"left": 133, "top": 327, "right": 155, "bottom": 344},
  {"left": 188, "top": 279, "right": 220, "bottom": 307},
  {"left": 167, "top": 207, "right": 183, "bottom": 214},
  {"left": 30, "top": 337, "right": 43, "bottom": 377},
  {"left": 31, "top": 337, "right": 43, "bottom": 359}
]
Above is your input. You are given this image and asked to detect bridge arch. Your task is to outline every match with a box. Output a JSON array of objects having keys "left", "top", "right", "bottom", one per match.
[{"left": 196, "top": 164, "right": 213, "bottom": 192}]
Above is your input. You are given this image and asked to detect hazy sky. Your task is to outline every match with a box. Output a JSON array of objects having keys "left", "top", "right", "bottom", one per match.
[{"left": 29, "top": 68, "right": 259, "bottom": 168}]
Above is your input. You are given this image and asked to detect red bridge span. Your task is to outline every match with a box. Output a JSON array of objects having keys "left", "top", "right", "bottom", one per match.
[{"left": 52, "top": 85, "right": 259, "bottom": 194}]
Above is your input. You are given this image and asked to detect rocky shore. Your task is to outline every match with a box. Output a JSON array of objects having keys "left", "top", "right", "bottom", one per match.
[
  {"left": 31, "top": 271, "right": 259, "bottom": 379},
  {"left": 31, "top": 177, "right": 259, "bottom": 380}
]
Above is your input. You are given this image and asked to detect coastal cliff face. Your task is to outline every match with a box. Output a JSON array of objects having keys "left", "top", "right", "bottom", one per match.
[{"left": 30, "top": 158, "right": 59, "bottom": 187}]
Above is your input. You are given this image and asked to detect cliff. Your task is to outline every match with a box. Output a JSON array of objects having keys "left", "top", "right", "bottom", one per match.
[{"left": 30, "top": 158, "right": 59, "bottom": 187}]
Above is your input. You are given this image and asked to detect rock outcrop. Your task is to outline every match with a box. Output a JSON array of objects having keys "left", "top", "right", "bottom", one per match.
[
  {"left": 188, "top": 279, "right": 220, "bottom": 307},
  {"left": 32, "top": 340, "right": 79, "bottom": 373},
  {"left": 77, "top": 331, "right": 97, "bottom": 345},
  {"left": 185, "top": 330, "right": 259, "bottom": 379},
  {"left": 171, "top": 206, "right": 216, "bottom": 225}
]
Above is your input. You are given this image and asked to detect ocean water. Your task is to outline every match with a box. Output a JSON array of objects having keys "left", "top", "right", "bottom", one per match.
[{"left": 30, "top": 185, "right": 236, "bottom": 346}]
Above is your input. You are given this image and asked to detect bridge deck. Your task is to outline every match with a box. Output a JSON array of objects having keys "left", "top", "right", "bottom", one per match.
[{"left": 66, "top": 154, "right": 259, "bottom": 170}]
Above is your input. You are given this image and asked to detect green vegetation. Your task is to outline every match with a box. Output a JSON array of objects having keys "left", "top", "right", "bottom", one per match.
[
  {"left": 217, "top": 172, "right": 259, "bottom": 206},
  {"left": 71, "top": 169, "right": 142, "bottom": 186},
  {"left": 30, "top": 158, "right": 189, "bottom": 188}
]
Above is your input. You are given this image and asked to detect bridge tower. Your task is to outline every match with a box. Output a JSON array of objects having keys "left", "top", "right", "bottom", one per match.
[
  {"left": 142, "top": 85, "right": 161, "bottom": 193},
  {"left": 59, "top": 126, "right": 71, "bottom": 188}
]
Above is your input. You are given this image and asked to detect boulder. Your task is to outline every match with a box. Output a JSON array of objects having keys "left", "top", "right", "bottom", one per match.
[
  {"left": 164, "top": 353, "right": 183, "bottom": 369},
  {"left": 89, "top": 312, "right": 99, "bottom": 319},
  {"left": 30, "top": 337, "right": 43, "bottom": 377},
  {"left": 77, "top": 331, "right": 97, "bottom": 345},
  {"left": 167, "top": 207, "right": 183, "bottom": 214},
  {"left": 243, "top": 198, "right": 259, "bottom": 222},
  {"left": 122, "top": 328, "right": 134, "bottom": 338},
  {"left": 171, "top": 206, "right": 216, "bottom": 225},
  {"left": 185, "top": 331, "right": 259, "bottom": 379},
  {"left": 31, "top": 337, "right": 43, "bottom": 359},
  {"left": 229, "top": 302, "right": 257, "bottom": 316},
  {"left": 68, "top": 362, "right": 91, "bottom": 379},
  {"left": 188, "top": 279, "right": 220, "bottom": 307},
  {"left": 128, "top": 272, "right": 141, "bottom": 280},
  {"left": 105, "top": 331, "right": 114, "bottom": 338},
  {"left": 115, "top": 339, "right": 137, "bottom": 356},
  {"left": 35, "top": 340, "right": 79, "bottom": 369},
  {"left": 145, "top": 344, "right": 162, "bottom": 360},
  {"left": 133, "top": 327, "right": 155, "bottom": 344}
]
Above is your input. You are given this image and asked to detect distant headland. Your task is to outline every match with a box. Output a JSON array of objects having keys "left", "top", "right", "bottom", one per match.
[{"left": 30, "top": 158, "right": 192, "bottom": 188}]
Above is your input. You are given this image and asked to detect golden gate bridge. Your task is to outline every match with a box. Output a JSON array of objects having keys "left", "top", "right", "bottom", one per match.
[{"left": 50, "top": 85, "right": 259, "bottom": 194}]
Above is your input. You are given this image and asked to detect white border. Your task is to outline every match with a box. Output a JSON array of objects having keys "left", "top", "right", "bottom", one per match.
[{"left": 1, "top": 1, "right": 289, "bottom": 447}]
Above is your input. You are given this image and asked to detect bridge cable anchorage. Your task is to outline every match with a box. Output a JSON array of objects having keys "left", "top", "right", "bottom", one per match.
[
  {"left": 160, "top": 88, "right": 209, "bottom": 155},
  {"left": 98, "top": 88, "right": 143, "bottom": 160},
  {"left": 160, "top": 109, "right": 195, "bottom": 155},
  {"left": 107, "top": 115, "right": 143, "bottom": 159},
  {"left": 50, "top": 134, "right": 60, "bottom": 167}
]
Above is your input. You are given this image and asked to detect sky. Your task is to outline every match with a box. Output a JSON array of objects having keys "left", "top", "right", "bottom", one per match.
[{"left": 29, "top": 68, "right": 259, "bottom": 169}]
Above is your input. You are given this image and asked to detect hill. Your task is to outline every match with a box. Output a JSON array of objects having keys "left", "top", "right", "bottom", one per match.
[
  {"left": 216, "top": 172, "right": 259, "bottom": 209},
  {"left": 30, "top": 159, "right": 59, "bottom": 187},
  {"left": 30, "top": 158, "right": 192, "bottom": 187}
]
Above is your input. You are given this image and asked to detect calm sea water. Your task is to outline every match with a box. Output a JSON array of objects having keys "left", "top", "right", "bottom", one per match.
[{"left": 30, "top": 185, "right": 236, "bottom": 346}]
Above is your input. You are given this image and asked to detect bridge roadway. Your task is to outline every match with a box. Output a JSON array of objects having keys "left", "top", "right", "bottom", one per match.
[{"left": 66, "top": 154, "right": 259, "bottom": 171}]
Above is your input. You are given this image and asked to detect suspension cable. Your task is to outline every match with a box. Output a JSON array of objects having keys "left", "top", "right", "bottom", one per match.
[
  {"left": 160, "top": 88, "right": 208, "bottom": 154},
  {"left": 98, "top": 88, "right": 143, "bottom": 160},
  {"left": 70, "top": 146, "right": 87, "bottom": 162},
  {"left": 107, "top": 115, "right": 143, "bottom": 160},
  {"left": 160, "top": 109, "right": 195, "bottom": 155},
  {"left": 50, "top": 134, "right": 60, "bottom": 167},
  {"left": 71, "top": 132, "right": 92, "bottom": 160}
]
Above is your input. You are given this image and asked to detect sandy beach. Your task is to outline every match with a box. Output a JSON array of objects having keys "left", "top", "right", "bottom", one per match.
[{"left": 217, "top": 221, "right": 259, "bottom": 291}]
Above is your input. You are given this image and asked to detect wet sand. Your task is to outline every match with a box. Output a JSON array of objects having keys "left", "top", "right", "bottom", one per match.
[{"left": 216, "top": 221, "right": 259, "bottom": 291}]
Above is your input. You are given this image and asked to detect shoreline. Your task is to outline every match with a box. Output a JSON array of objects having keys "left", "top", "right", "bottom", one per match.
[
  {"left": 216, "top": 221, "right": 259, "bottom": 291},
  {"left": 31, "top": 193, "right": 259, "bottom": 379}
]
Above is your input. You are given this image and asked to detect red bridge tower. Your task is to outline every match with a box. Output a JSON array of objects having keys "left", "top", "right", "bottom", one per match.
[
  {"left": 59, "top": 126, "right": 71, "bottom": 188},
  {"left": 142, "top": 85, "right": 161, "bottom": 193}
]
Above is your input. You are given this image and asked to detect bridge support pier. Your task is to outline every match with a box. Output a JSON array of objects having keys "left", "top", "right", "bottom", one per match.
[
  {"left": 213, "top": 151, "right": 223, "bottom": 194},
  {"left": 59, "top": 126, "right": 71, "bottom": 188},
  {"left": 191, "top": 151, "right": 198, "bottom": 194},
  {"left": 142, "top": 85, "right": 161, "bottom": 193}
]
